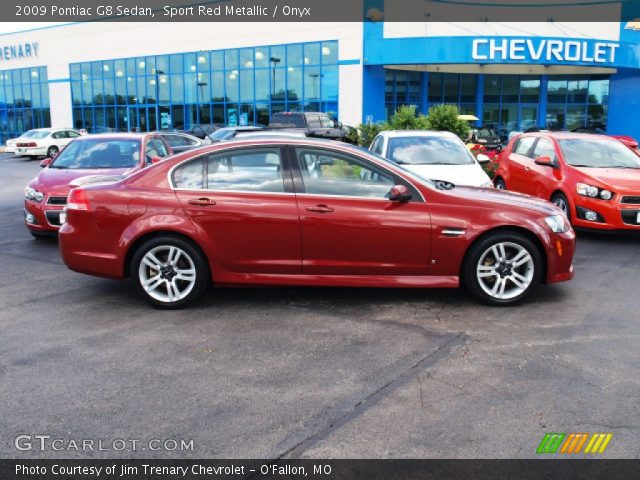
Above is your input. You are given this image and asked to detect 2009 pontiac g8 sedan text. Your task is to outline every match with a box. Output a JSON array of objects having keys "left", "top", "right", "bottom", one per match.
[{"left": 59, "top": 138, "right": 575, "bottom": 309}]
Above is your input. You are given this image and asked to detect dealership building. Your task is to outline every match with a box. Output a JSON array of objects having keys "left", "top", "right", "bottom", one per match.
[{"left": 1, "top": 8, "right": 639, "bottom": 144}]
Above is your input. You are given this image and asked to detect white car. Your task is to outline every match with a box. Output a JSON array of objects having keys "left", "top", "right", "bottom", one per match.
[
  {"left": 13, "top": 128, "right": 83, "bottom": 159},
  {"left": 5, "top": 130, "right": 41, "bottom": 154},
  {"left": 369, "top": 130, "right": 493, "bottom": 187}
]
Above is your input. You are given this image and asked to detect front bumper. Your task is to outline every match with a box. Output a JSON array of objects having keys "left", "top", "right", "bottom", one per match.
[
  {"left": 24, "top": 198, "right": 66, "bottom": 233},
  {"left": 571, "top": 197, "right": 640, "bottom": 230},
  {"left": 545, "top": 230, "right": 576, "bottom": 284}
]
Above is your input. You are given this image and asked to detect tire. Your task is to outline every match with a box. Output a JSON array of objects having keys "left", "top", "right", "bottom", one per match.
[
  {"left": 47, "top": 146, "right": 59, "bottom": 158},
  {"left": 551, "top": 192, "right": 570, "bottom": 221},
  {"left": 131, "top": 235, "right": 209, "bottom": 309},
  {"left": 494, "top": 177, "right": 506, "bottom": 190},
  {"left": 462, "top": 231, "right": 543, "bottom": 306}
]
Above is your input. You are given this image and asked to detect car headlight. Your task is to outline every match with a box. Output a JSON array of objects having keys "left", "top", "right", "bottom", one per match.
[
  {"left": 545, "top": 214, "right": 570, "bottom": 233},
  {"left": 24, "top": 186, "right": 44, "bottom": 202},
  {"left": 577, "top": 183, "right": 613, "bottom": 200}
]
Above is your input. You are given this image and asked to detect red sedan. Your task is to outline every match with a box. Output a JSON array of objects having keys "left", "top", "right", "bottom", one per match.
[
  {"left": 59, "top": 138, "right": 575, "bottom": 308},
  {"left": 494, "top": 132, "right": 640, "bottom": 230},
  {"left": 24, "top": 133, "right": 172, "bottom": 237}
]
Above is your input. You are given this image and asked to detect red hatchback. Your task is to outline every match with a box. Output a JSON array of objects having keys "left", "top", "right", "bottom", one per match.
[
  {"left": 494, "top": 132, "right": 640, "bottom": 230},
  {"left": 59, "top": 138, "right": 575, "bottom": 308},
  {"left": 24, "top": 133, "right": 172, "bottom": 237}
]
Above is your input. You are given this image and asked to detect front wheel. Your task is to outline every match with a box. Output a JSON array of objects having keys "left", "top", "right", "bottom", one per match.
[
  {"left": 494, "top": 177, "right": 506, "bottom": 190},
  {"left": 551, "top": 192, "right": 570, "bottom": 221},
  {"left": 131, "top": 236, "right": 209, "bottom": 309},
  {"left": 462, "top": 232, "right": 543, "bottom": 306},
  {"left": 47, "top": 146, "right": 59, "bottom": 158}
]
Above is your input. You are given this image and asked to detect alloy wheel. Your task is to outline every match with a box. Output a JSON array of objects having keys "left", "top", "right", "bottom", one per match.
[
  {"left": 138, "top": 245, "right": 197, "bottom": 303},
  {"left": 553, "top": 196, "right": 569, "bottom": 216},
  {"left": 476, "top": 241, "right": 534, "bottom": 300}
]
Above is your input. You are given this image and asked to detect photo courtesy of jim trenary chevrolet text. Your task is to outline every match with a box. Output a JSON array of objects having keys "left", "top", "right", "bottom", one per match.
[{"left": 1, "top": 0, "right": 640, "bottom": 479}]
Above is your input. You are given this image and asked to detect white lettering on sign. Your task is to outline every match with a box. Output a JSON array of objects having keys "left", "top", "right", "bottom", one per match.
[{"left": 472, "top": 38, "right": 618, "bottom": 64}]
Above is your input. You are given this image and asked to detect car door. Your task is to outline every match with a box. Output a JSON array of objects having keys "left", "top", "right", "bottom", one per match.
[
  {"left": 173, "top": 146, "right": 302, "bottom": 274},
  {"left": 507, "top": 136, "right": 537, "bottom": 194},
  {"left": 290, "top": 146, "right": 431, "bottom": 276},
  {"left": 528, "top": 137, "right": 562, "bottom": 199}
]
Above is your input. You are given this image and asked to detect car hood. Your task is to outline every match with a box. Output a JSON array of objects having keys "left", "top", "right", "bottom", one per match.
[
  {"left": 573, "top": 166, "right": 640, "bottom": 193},
  {"left": 32, "top": 167, "right": 133, "bottom": 193},
  {"left": 402, "top": 163, "right": 491, "bottom": 187},
  {"left": 450, "top": 186, "right": 559, "bottom": 216}
]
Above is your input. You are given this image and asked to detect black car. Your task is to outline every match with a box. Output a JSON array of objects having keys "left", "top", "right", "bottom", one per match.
[
  {"left": 470, "top": 127, "right": 502, "bottom": 150},
  {"left": 269, "top": 112, "right": 349, "bottom": 142},
  {"left": 181, "top": 124, "right": 225, "bottom": 140}
]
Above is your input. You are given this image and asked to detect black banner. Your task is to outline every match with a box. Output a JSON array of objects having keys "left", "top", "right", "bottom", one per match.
[
  {"left": 7, "top": 0, "right": 640, "bottom": 22},
  {"left": 1, "top": 459, "right": 640, "bottom": 480}
]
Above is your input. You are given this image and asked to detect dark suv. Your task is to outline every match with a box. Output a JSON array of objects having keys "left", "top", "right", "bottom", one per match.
[{"left": 269, "top": 112, "right": 349, "bottom": 142}]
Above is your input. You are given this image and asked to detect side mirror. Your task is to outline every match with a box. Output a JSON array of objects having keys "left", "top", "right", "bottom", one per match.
[
  {"left": 387, "top": 184, "right": 412, "bottom": 202},
  {"left": 40, "top": 158, "right": 52, "bottom": 168},
  {"left": 151, "top": 156, "right": 163, "bottom": 164},
  {"left": 476, "top": 153, "right": 491, "bottom": 164},
  {"left": 534, "top": 156, "right": 554, "bottom": 167}
]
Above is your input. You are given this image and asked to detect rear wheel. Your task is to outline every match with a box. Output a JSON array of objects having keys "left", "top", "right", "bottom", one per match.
[
  {"left": 551, "top": 192, "right": 570, "bottom": 220},
  {"left": 131, "top": 236, "right": 209, "bottom": 309},
  {"left": 47, "top": 145, "right": 59, "bottom": 158},
  {"left": 494, "top": 177, "right": 506, "bottom": 190},
  {"left": 463, "top": 231, "right": 543, "bottom": 306}
]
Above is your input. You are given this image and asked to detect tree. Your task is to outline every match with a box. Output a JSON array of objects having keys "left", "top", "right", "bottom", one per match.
[
  {"left": 356, "top": 122, "right": 388, "bottom": 147},
  {"left": 387, "top": 105, "right": 429, "bottom": 130},
  {"left": 425, "top": 104, "right": 470, "bottom": 140}
]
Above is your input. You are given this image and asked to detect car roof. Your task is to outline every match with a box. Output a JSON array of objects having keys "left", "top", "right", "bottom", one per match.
[
  {"left": 521, "top": 131, "right": 612, "bottom": 141},
  {"left": 381, "top": 130, "right": 458, "bottom": 138},
  {"left": 72, "top": 132, "right": 149, "bottom": 141}
]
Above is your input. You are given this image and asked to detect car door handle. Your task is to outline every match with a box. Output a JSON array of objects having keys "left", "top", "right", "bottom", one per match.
[
  {"left": 305, "top": 204, "right": 334, "bottom": 213},
  {"left": 188, "top": 197, "right": 216, "bottom": 206}
]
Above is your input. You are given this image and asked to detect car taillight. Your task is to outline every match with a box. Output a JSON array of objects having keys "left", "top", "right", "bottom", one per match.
[
  {"left": 18, "top": 142, "right": 37, "bottom": 147},
  {"left": 66, "top": 188, "right": 90, "bottom": 211}
]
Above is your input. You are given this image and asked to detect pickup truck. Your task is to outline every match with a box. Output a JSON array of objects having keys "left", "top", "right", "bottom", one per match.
[{"left": 268, "top": 112, "right": 352, "bottom": 142}]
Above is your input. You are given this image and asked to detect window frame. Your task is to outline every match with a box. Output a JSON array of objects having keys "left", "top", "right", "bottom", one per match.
[{"left": 287, "top": 145, "right": 423, "bottom": 203}]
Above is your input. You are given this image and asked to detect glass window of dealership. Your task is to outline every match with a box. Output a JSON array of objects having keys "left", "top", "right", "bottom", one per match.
[
  {"left": 385, "top": 70, "right": 610, "bottom": 139},
  {"left": 70, "top": 40, "right": 339, "bottom": 133},
  {"left": 0, "top": 66, "right": 50, "bottom": 142}
]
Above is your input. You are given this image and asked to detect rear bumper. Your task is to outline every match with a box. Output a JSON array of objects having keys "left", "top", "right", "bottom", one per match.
[
  {"left": 15, "top": 146, "right": 47, "bottom": 156},
  {"left": 58, "top": 211, "right": 124, "bottom": 279}
]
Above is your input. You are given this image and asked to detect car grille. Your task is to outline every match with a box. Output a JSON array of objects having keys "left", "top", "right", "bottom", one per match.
[
  {"left": 620, "top": 210, "right": 640, "bottom": 226},
  {"left": 620, "top": 196, "right": 640, "bottom": 205},
  {"left": 45, "top": 211, "right": 62, "bottom": 226},
  {"left": 47, "top": 196, "right": 67, "bottom": 205}
]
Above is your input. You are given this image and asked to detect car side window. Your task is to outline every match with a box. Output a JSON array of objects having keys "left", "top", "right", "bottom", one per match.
[
  {"left": 513, "top": 137, "right": 536, "bottom": 158},
  {"left": 67, "top": 130, "right": 81, "bottom": 138},
  {"left": 145, "top": 137, "right": 169, "bottom": 164},
  {"left": 206, "top": 148, "right": 284, "bottom": 193},
  {"left": 307, "top": 115, "right": 322, "bottom": 129},
  {"left": 295, "top": 148, "right": 395, "bottom": 198},
  {"left": 51, "top": 131, "right": 64, "bottom": 139},
  {"left": 532, "top": 138, "right": 557, "bottom": 162},
  {"left": 319, "top": 115, "right": 335, "bottom": 128},
  {"left": 164, "top": 135, "right": 189, "bottom": 147},
  {"left": 173, "top": 159, "right": 205, "bottom": 189},
  {"left": 370, "top": 136, "right": 381, "bottom": 154}
]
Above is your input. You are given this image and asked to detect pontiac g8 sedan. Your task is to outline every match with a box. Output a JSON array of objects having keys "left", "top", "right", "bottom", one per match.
[{"left": 59, "top": 138, "right": 575, "bottom": 309}]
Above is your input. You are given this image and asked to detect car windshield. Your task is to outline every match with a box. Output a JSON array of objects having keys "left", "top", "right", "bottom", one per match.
[
  {"left": 30, "top": 130, "right": 51, "bottom": 139},
  {"left": 355, "top": 146, "right": 436, "bottom": 188},
  {"left": 387, "top": 136, "right": 475, "bottom": 165},
  {"left": 51, "top": 139, "right": 140, "bottom": 169},
  {"left": 270, "top": 114, "right": 306, "bottom": 128},
  {"left": 558, "top": 138, "right": 640, "bottom": 169},
  {"left": 476, "top": 128, "right": 498, "bottom": 140}
]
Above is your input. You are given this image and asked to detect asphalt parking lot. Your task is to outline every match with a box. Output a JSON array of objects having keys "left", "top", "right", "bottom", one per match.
[{"left": 1, "top": 152, "right": 638, "bottom": 459}]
